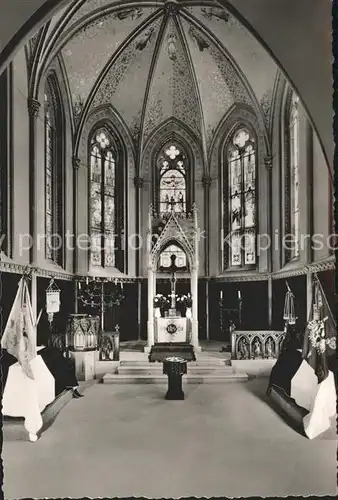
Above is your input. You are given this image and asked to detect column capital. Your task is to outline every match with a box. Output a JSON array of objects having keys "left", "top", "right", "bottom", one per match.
[
  {"left": 72, "top": 156, "right": 81, "bottom": 170},
  {"left": 202, "top": 175, "right": 212, "bottom": 188},
  {"left": 27, "top": 98, "right": 41, "bottom": 117},
  {"left": 264, "top": 156, "right": 273, "bottom": 171},
  {"left": 134, "top": 176, "right": 144, "bottom": 188}
]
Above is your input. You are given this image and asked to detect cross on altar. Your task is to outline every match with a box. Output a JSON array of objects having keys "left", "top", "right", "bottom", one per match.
[{"left": 169, "top": 254, "right": 178, "bottom": 309}]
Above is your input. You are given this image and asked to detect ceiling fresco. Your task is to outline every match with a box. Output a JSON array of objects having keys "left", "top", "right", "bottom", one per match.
[{"left": 40, "top": 0, "right": 279, "bottom": 149}]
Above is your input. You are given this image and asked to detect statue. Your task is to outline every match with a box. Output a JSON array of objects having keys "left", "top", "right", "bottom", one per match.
[
  {"left": 238, "top": 337, "right": 249, "bottom": 359},
  {"left": 253, "top": 338, "right": 262, "bottom": 359},
  {"left": 266, "top": 338, "right": 275, "bottom": 358}
]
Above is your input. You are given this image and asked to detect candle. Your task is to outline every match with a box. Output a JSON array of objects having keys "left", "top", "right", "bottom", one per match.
[
  {"left": 79, "top": 282, "right": 81, "bottom": 290},
  {"left": 238, "top": 290, "right": 241, "bottom": 299},
  {"left": 220, "top": 290, "right": 223, "bottom": 299},
  {"left": 86, "top": 277, "right": 89, "bottom": 286}
]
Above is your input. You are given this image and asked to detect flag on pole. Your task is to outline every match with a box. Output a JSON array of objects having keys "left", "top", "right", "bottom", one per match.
[
  {"left": 295, "top": 275, "right": 337, "bottom": 439},
  {"left": 267, "top": 276, "right": 336, "bottom": 439},
  {"left": 302, "top": 275, "right": 336, "bottom": 383},
  {"left": 1, "top": 277, "right": 37, "bottom": 380}
]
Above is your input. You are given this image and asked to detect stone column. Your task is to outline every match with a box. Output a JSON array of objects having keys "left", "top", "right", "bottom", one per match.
[
  {"left": 191, "top": 267, "right": 200, "bottom": 349},
  {"left": 205, "top": 280, "right": 209, "bottom": 341},
  {"left": 137, "top": 280, "right": 142, "bottom": 340},
  {"left": 264, "top": 156, "right": 273, "bottom": 273},
  {"left": 191, "top": 206, "right": 201, "bottom": 350},
  {"left": 202, "top": 175, "right": 212, "bottom": 276},
  {"left": 306, "top": 270, "right": 313, "bottom": 320},
  {"left": 146, "top": 211, "right": 155, "bottom": 350},
  {"left": 30, "top": 272, "right": 37, "bottom": 343},
  {"left": 74, "top": 279, "right": 78, "bottom": 314},
  {"left": 27, "top": 98, "right": 41, "bottom": 265},
  {"left": 147, "top": 266, "right": 155, "bottom": 349},
  {"left": 134, "top": 176, "right": 143, "bottom": 276},
  {"left": 268, "top": 276, "right": 273, "bottom": 329},
  {"left": 72, "top": 156, "right": 81, "bottom": 274}
]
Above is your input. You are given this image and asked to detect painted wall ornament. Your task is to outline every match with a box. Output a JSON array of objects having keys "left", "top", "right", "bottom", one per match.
[
  {"left": 188, "top": 27, "right": 209, "bottom": 52},
  {"left": 167, "top": 33, "right": 177, "bottom": 61},
  {"left": 136, "top": 27, "right": 155, "bottom": 51},
  {"left": 201, "top": 7, "right": 230, "bottom": 23},
  {"left": 113, "top": 8, "right": 143, "bottom": 21}
]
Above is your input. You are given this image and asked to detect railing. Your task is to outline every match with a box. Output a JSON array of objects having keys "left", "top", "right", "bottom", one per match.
[
  {"left": 98, "top": 325, "right": 120, "bottom": 361},
  {"left": 231, "top": 330, "right": 285, "bottom": 360}
]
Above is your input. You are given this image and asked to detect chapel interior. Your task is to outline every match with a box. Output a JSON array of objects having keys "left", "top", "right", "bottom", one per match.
[{"left": 0, "top": 0, "right": 336, "bottom": 498}]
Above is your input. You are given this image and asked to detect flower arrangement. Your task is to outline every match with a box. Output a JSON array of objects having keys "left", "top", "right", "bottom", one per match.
[
  {"left": 176, "top": 293, "right": 192, "bottom": 308},
  {"left": 153, "top": 294, "right": 170, "bottom": 308}
]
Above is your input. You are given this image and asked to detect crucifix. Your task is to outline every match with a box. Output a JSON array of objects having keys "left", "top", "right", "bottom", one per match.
[
  {"left": 169, "top": 196, "right": 176, "bottom": 212},
  {"left": 169, "top": 254, "right": 178, "bottom": 310}
]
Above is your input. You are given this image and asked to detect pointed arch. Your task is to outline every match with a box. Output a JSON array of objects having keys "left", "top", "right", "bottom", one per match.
[
  {"left": 44, "top": 71, "right": 65, "bottom": 265},
  {"left": 212, "top": 105, "right": 268, "bottom": 272},
  {"left": 157, "top": 240, "right": 189, "bottom": 271},
  {"left": 141, "top": 117, "right": 205, "bottom": 182},
  {"left": 88, "top": 123, "right": 126, "bottom": 271},
  {"left": 223, "top": 125, "right": 257, "bottom": 269},
  {"left": 283, "top": 88, "right": 300, "bottom": 262}
]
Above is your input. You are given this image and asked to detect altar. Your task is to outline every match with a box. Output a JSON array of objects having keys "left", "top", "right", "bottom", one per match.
[
  {"left": 146, "top": 206, "right": 200, "bottom": 352},
  {"left": 155, "top": 317, "right": 190, "bottom": 343}
]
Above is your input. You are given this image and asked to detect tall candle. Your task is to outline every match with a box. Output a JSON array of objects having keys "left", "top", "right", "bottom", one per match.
[
  {"left": 238, "top": 290, "right": 241, "bottom": 299},
  {"left": 86, "top": 277, "right": 89, "bottom": 286},
  {"left": 220, "top": 290, "right": 223, "bottom": 299}
]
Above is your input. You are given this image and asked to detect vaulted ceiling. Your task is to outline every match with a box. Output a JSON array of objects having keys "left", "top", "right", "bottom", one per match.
[{"left": 34, "top": 0, "right": 279, "bottom": 151}]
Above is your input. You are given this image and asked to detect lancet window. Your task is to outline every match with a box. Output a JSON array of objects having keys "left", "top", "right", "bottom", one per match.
[
  {"left": 224, "top": 127, "right": 257, "bottom": 269},
  {"left": 44, "top": 76, "right": 64, "bottom": 265},
  {"left": 89, "top": 127, "right": 124, "bottom": 270},
  {"left": 286, "top": 93, "right": 300, "bottom": 260},
  {"left": 155, "top": 143, "right": 190, "bottom": 215}
]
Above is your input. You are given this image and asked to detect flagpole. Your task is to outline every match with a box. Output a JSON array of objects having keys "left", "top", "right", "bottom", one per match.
[{"left": 313, "top": 273, "right": 336, "bottom": 327}]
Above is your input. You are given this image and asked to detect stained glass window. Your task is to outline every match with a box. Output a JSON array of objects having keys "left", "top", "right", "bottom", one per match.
[
  {"left": 224, "top": 128, "right": 256, "bottom": 268},
  {"left": 157, "top": 143, "right": 188, "bottom": 214},
  {"left": 159, "top": 244, "right": 187, "bottom": 269},
  {"left": 44, "top": 77, "right": 63, "bottom": 265},
  {"left": 289, "top": 94, "right": 300, "bottom": 259},
  {"left": 89, "top": 128, "right": 117, "bottom": 267}
]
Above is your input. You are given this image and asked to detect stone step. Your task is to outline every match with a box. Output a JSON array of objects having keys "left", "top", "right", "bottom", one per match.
[
  {"left": 118, "top": 365, "right": 234, "bottom": 375},
  {"left": 120, "top": 359, "right": 229, "bottom": 367},
  {"left": 103, "top": 372, "right": 248, "bottom": 384}
]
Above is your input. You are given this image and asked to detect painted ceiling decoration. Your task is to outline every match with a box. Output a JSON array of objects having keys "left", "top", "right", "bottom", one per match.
[{"left": 34, "top": 0, "right": 279, "bottom": 152}]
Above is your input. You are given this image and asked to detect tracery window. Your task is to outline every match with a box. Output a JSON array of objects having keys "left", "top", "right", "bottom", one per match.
[
  {"left": 44, "top": 76, "right": 64, "bottom": 265},
  {"left": 155, "top": 143, "right": 190, "bottom": 214},
  {"left": 89, "top": 127, "right": 124, "bottom": 270},
  {"left": 287, "top": 93, "right": 300, "bottom": 260},
  {"left": 224, "top": 127, "right": 256, "bottom": 268}
]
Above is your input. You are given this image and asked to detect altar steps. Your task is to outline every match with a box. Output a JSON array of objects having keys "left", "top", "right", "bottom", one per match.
[{"left": 102, "top": 358, "right": 248, "bottom": 384}]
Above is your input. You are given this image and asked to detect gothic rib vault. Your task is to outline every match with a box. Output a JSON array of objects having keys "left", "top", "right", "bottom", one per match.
[{"left": 28, "top": 0, "right": 279, "bottom": 162}]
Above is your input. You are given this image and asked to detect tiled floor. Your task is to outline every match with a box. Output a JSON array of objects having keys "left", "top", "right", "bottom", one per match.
[{"left": 3, "top": 379, "right": 337, "bottom": 499}]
